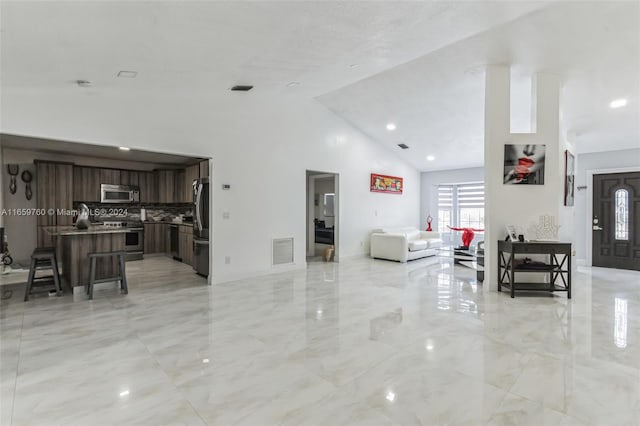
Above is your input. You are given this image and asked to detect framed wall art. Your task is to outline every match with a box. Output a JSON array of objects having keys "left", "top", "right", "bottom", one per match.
[
  {"left": 370, "top": 173, "right": 403, "bottom": 194},
  {"left": 503, "top": 144, "right": 546, "bottom": 185},
  {"left": 564, "top": 150, "right": 575, "bottom": 206}
]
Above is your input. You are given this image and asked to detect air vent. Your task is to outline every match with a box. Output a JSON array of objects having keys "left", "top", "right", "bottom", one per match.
[
  {"left": 272, "top": 238, "right": 294, "bottom": 265},
  {"left": 231, "top": 85, "right": 254, "bottom": 92},
  {"left": 397, "top": 143, "right": 409, "bottom": 149}
]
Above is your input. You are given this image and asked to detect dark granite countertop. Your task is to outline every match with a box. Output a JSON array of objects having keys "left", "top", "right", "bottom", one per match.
[{"left": 44, "top": 226, "right": 143, "bottom": 236}]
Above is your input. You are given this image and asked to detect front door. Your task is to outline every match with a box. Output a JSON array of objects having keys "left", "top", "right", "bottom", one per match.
[{"left": 592, "top": 172, "right": 640, "bottom": 271}]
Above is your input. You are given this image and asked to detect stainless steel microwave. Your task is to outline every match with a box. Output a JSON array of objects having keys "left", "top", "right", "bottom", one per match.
[{"left": 100, "top": 184, "right": 140, "bottom": 203}]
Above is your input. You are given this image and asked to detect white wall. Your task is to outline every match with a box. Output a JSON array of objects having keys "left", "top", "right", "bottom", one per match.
[
  {"left": 1, "top": 163, "right": 37, "bottom": 266},
  {"left": 574, "top": 148, "right": 640, "bottom": 262},
  {"left": 0, "top": 90, "right": 420, "bottom": 283},
  {"left": 420, "top": 167, "right": 484, "bottom": 245}
]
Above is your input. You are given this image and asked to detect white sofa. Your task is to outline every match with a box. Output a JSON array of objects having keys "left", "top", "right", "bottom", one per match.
[{"left": 370, "top": 227, "right": 443, "bottom": 263}]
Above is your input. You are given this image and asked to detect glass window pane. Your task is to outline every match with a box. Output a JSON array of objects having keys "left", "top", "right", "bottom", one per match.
[{"left": 615, "top": 189, "right": 629, "bottom": 240}]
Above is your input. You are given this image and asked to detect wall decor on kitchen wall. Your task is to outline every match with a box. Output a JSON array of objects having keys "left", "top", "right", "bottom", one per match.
[
  {"left": 21, "top": 170, "right": 33, "bottom": 200},
  {"left": 503, "top": 144, "right": 546, "bottom": 185},
  {"left": 7, "top": 164, "right": 19, "bottom": 194},
  {"left": 370, "top": 173, "right": 403, "bottom": 194},
  {"left": 564, "top": 150, "right": 575, "bottom": 206}
]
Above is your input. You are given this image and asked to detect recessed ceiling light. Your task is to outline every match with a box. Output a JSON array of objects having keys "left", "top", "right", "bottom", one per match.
[
  {"left": 75, "top": 79, "right": 92, "bottom": 87},
  {"left": 286, "top": 81, "right": 300, "bottom": 87},
  {"left": 202, "top": 358, "right": 210, "bottom": 364},
  {"left": 386, "top": 123, "right": 396, "bottom": 131},
  {"left": 119, "top": 390, "right": 130, "bottom": 397},
  {"left": 349, "top": 64, "right": 359, "bottom": 68},
  {"left": 117, "top": 70, "right": 138, "bottom": 78},
  {"left": 426, "top": 155, "right": 435, "bottom": 161},
  {"left": 119, "top": 147, "right": 130, "bottom": 151},
  {"left": 610, "top": 98, "right": 628, "bottom": 109}
]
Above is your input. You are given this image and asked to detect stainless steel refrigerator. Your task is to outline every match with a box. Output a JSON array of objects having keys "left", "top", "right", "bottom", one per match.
[{"left": 193, "top": 177, "right": 209, "bottom": 277}]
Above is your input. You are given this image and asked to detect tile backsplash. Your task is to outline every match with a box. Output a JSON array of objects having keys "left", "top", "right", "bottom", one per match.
[{"left": 76, "top": 203, "right": 193, "bottom": 223}]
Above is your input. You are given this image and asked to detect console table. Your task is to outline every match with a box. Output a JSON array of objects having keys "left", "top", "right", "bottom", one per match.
[{"left": 497, "top": 240, "right": 571, "bottom": 298}]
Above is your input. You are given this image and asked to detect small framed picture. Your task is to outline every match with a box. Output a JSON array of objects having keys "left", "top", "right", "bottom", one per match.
[{"left": 506, "top": 225, "right": 518, "bottom": 242}]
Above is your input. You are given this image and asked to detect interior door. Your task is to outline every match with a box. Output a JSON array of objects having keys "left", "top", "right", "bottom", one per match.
[{"left": 592, "top": 172, "right": 640, "bottom": 271}]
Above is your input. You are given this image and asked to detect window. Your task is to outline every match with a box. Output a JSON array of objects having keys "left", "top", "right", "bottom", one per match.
[
  {"left": 323, "top": 193, "right": 335, "bottom": 217},
  {"left": 458, "top": 184, "right": 485, "bottom": 229},
  {"left": 437, "top": 186, "right": 453, "bottom": 233},
  {"left": 615, "top": 188, "right": 629, "bottom": 240},
  {"left": 437, "top": 183, "right": 485, "bottom": 242}
]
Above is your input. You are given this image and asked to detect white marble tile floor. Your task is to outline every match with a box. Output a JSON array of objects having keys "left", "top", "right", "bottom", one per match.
[{"left": 1, "top": 255, "right": 639, "bottom": 425}]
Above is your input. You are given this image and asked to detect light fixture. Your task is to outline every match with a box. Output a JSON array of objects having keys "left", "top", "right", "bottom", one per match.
[
  {"left": 286, "top": 81, "right": 300, "bottom": 87},
  {"left": 349, "top": 64, "right": 359, "bottom": 68},
  {"left": 119, "top": 390, "right": 130, "bottom": 397},
  {"left": 386, "top": 123, "right": 396, "bottom": 131},
  {"left": 119, "top": 147, "right": 131, "bottom": 151},
  {"left": 75, "top": 79, "right": 92, "bottom": 87},
  {"left": 425, "top": 339, "right": 434, "bottom": 351},
  {"left": 202, "top": 358, "right": 210, "bottom": 364},
  {"left": 610, "top": 98, "right": 628, "bottom": 109},
  {"left": 426, "top": 155, "right": 435, "bottom": 161},
  {"left": 117, "top": 70, "right": 138, "bottom": 78},
  {"left": 385, "top": 391, "right": 396, "bottom": 402}
]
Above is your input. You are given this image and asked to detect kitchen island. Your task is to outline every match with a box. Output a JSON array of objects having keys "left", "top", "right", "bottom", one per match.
[{"left": 45, "top": 226, "right": 132, "bottom": 289}]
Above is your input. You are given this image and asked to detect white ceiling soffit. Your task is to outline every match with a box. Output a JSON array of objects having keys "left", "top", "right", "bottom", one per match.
[
  {"left": 0, "top": 134, "right": 200, "bottom": 166},
  {"left": 317, "top": 2, "right": 640, "bottom": 171}
]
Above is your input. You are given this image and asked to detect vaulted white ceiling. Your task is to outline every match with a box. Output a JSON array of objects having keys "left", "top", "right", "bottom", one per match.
[
  {"left": 318, "top": 2, "right": 640, "bottom": 171},
  {"left": 1, "top": 1, "right": 638, "bottom": 171}
]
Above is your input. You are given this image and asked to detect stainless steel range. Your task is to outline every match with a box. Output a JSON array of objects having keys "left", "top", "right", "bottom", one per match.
[{"left": 103, "top": 221, "right": 144, "bottom": 261}]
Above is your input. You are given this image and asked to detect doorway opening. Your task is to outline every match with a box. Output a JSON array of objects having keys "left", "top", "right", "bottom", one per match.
[{"left": 306, "top": 171, "right": 339, "bottom": 262}]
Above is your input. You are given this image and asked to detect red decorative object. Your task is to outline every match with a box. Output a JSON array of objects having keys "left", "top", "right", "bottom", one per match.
[
  {"left": 370, "top": 173, "right": 403, "bottom": 194},
  {"left": 448, "top": 226, "right": 484, "bottom": 247},
  {"left": 426, "top": 215, "right": 433, "bottom": 231}
]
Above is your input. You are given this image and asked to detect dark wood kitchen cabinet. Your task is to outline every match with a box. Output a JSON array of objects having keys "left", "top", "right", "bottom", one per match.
[
  {"left": 184, "top": 164, "right": 199, "bottom": 203},
  {"left": 156, "top": 170, "right": 185, "bottom": 203},
  {"left": 99, "top": 168, "right": 121, "bottom": 185},
  {"left": 174, "top": 170, "right": 185, "bottom": 203},
  {"left": 120, "top": 170, "right": 140, "bottom": 187},
  {"left": 36, "top": 161, "right": 73, "bottom": 226},
  {"left": 156, "top": 170, "right": 173, "bottom": 204},
  {"left": 199, "top": 160, "right": 209, "bottom": 178},
  {"left": 179, "top": 224, "right": 193, "bottom": 266},
  {"left": 138, "top": 171, "right": 157, "bottom": 203},
  {"left": 35, "top": 161, "right": 73, "bottom": 248},
  {"left": 73, "top": 166, "right": 100, "bottom": 202},
  {"left": 144, "top": 223, "right": 169, "bottom": 254}
]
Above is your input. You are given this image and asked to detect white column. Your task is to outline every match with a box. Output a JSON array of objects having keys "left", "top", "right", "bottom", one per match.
[{"left": 484, "top": 66, "right": 563, "bottom": 290}]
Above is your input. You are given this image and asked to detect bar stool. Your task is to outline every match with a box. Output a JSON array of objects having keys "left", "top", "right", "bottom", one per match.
[
  {"left": 87, "top": 251, "right": 128, "bottom": 300},
  {"left": 24, "top": 247, "right": 62, "bottom": 301}
]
